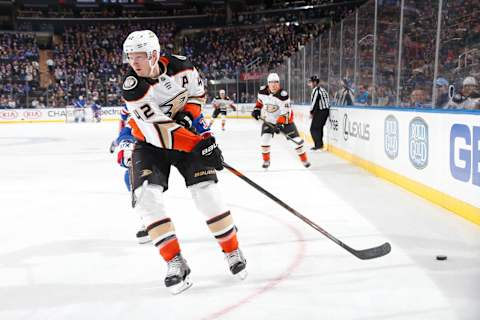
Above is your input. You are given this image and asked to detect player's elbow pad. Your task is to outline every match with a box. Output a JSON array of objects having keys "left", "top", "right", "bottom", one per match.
[{"left": 116, "top": 127, "right": 134, "bottom": 144}]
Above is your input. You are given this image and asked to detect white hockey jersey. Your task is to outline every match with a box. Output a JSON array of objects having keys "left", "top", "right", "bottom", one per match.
[
  {"left": 159, "top": 54, "right": 206, "bottom": 107},
  {"left": 122, "top": 63, "right": 201, "bottom": 152},
  {"left": 212, "top": 96, "right": 235, "bottom": 111},
  {"left": 256, "top": 85, "right": 293, "bottom": 124}
]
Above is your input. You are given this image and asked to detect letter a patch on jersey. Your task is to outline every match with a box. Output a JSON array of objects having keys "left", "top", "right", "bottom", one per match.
[{"left": 123, "top": 76, "right": 138, "bottom": 90}]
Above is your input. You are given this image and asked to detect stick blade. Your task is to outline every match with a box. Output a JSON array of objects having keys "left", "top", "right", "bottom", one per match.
[{"left": 350, "top": 242, "right": 391, "bottom": 260}]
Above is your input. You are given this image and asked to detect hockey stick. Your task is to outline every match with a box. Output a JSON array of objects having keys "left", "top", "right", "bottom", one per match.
[
  {"left": 223, "top": 162, "right": 391, "bottom": 260},
  {"left": 259, "top": 117, "right": 302, "bottom": 145}
]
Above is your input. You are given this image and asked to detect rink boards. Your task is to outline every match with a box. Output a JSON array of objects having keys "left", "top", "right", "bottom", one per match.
[
  {"left": 0, "top": 104, "right": 255, "bottom": 123},
  {"left": 0, "top": 107, "right": 122, "bottom": 123},
  {"left": 292, "top": 105, "right": 480, "bottom": 225}
]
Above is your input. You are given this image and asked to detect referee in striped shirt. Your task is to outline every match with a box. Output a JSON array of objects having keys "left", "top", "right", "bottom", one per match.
[{"left": 307, "top": 75, "right": 330, "bottom": 150}]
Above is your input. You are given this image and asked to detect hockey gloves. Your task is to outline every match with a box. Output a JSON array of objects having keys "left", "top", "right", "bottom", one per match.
[
  {"left": 117, "top": 140, "right": 134, "bottom": 168},
  {"left": 192, "top": 136, "right": 224, "bottom": 171},
  {"left": 251, "top": 108, "right": 261, "bottom": 120},
  {"left": 173, "top": 112, "right": 193, "bottom": 129},
  {"left": 273, "top": 124, "right": 283, "bottom": 134}
]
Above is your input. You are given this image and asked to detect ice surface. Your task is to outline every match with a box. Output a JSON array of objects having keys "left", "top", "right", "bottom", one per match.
[{"left": 0, "top": 120, "right": 478, "bottom": 320}]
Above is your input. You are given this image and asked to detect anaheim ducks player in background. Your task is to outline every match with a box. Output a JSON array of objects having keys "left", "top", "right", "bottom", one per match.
[
  {"left": 251, "top": 73, "right": 311, "bottom": 169},
  {"left": 210, "top": 89, "right": 237, "bottom": 131},
  {"left": 116, "top": 30, "right": 247, "bottom": 294}
]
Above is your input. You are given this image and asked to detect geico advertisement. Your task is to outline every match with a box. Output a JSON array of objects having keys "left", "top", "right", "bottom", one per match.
[
  {"left": 327, "top": 107, "right": 479, "bottom": 209},
  {"left": 450, "top": 123, "right": 479, "bottom": 188}
]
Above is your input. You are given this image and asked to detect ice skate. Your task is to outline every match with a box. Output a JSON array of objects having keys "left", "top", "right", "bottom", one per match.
[
  {"left": 262, "top": 160, "right": 270, "bottom": 169},
  {"left": 311, "top": 146, "right": 325, "bottom": 152},
  {"left": 136, "top": 228, "right": 151, "bottom": 244},
  {"left": 302, "top": 160, "right": 311, "bottom": 168},
  {"left": 165, "top": 253, "right": 192, "bottom": 295},
  {"left": 225, "top": 248, "right": 247, "bottom": 280}
]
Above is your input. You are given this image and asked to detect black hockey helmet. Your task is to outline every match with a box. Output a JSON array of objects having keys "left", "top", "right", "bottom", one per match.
[{"left": 309, "top": 75, "right": 320, "bottom": 83}]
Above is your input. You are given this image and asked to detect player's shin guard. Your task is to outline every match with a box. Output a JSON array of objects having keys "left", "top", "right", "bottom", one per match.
[
  {"left": 134, "top": 183, "right": 181, "bottom": 261},
  {"left": 261, "top": 146, "right": 270, "bottom": 168},
  {"left": 207, "top": 211, "right": 246, "bottom": 279},
  {"left": 206, "top": 211, "right": 239, "bottom": 253},
  {"left": 189, "top": 181, "right": 246, "bottom": 278},
  {"left": 189, "top": 181, "right": 239, "bottom": 252},
  {"left": 146, "top": 218, "right": 180, "bottom": 261}
]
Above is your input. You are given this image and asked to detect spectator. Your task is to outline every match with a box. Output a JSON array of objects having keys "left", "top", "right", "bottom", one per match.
[
  {"left": 355, "top": 84, "right": 370, "bottom": 106},
  {"left": 410, "top": 89, "right": 430, "bottom": 108},
  {"left": 38, "top": 96, "right": 46, "bottom": 108},
  {"left": 376, "top": 86, "right": 393, "bottom": 106},
  {"left": 434, "top": 77, "right": 450, "bottom": 108},
  {"left": 46, "top": 58, "right": 55, "bottom": 72},
  {"left": 452, "top": 76, "right": 480, "bottom": 110}
]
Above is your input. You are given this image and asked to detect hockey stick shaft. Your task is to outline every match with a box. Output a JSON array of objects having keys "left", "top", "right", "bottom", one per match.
[{"left": 223, "top": 162, "right": 391, "bottom": 260}]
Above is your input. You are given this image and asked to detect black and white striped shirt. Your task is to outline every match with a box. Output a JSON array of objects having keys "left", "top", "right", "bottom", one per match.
[{"left": 310, "top": 86, "right": 330, "bottom": 112}]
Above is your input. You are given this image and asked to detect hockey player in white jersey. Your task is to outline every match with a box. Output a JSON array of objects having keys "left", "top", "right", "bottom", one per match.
[
  {"left": 251, "top": 73, "right": 310, "bottom": 169},
  {"left": 117, "top": 40, "right": 211, "bottom": 245},
  {"left": 210, "top": 89, "right": 237, "bottom": 131},
  {"left": 116, "top": 30, "right": 247, "bottom": 294}
]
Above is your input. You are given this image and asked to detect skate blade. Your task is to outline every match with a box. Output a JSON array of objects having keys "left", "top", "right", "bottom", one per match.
[
  {"left": 168, "top": 276, "right": 193, "bottom": 295},
  {"left": 137, "top": 236, "right": 152, "bottom": 244},
  {"left": 235, "top": 269, "right": 248, "bottom": 280}
]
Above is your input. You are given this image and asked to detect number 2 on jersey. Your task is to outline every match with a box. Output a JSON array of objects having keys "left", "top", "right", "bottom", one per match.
[{"left": 134, "top": 104, "right": 154, "bottom": 120}]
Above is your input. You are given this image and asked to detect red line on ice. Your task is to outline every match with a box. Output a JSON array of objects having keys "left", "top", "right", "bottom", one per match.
[{"left": 202, "top": 210, "right": 306, "bottom": 320}]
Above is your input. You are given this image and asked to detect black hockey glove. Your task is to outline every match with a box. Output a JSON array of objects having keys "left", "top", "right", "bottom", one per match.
[
  {"left": 173, "top": 112, "right": 193, "bottom": 129},
  {"left": 273, "top": 124, "right": 284, "bottom": 134},
  {"left": 192, "top": 136, "right": 224, "bottom": 171},
  {"left": 251, "top": 108, "right": 261, "bottom": 120}
]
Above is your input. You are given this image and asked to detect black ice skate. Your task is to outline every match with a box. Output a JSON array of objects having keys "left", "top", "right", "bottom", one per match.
[
  {"left": 262, "top": 160, "right": 270, "bottom": 169},
  {"left": 302, "top": 160, "right": 311, "bottom": 168},
  {"left": 225, "top": 248, "right": 247, "bottom": 280},
  {"left": 136, "top": 228, "right": 151, "bottom": 244},
  {"left": 165, "top": 253, "right": 192, "bottom": 294}
]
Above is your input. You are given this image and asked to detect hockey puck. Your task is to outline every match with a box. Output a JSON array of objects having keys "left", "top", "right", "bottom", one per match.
[{"left": 436, "top": 255, "right": 447, "bottom": 261}]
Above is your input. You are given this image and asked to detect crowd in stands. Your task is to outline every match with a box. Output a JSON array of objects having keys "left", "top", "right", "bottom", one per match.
[
  {"left": 42, "top": 17, "right": 321, "bottom": 107},
  {"left": 183, "top": 22, "right": 323, "bottom": 80},
  {"left": 322, "top": 0, "right": 480, "bottom": 109},
  {"left": 47, "top": 22, "right": 176, "bottom": 108},
  {"left": 2, "top": 0, "right": 478, "bottom": 110},
  {"left": 0, "top": 33, "right": 40, "bottom": 109}
]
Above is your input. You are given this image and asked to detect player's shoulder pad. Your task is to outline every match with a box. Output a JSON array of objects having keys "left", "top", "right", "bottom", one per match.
[
  {"left": 163, "top": 53, "right": 195, "bottom": 76},
  {"left": 259, "top": 85, "right": 269, "bottom": 94},
  {"left": 275, "top": 90, "right": 289, "bottom": 101},
  {"left": 122, "top": 69, "right": 151, "bottom": 102}
]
